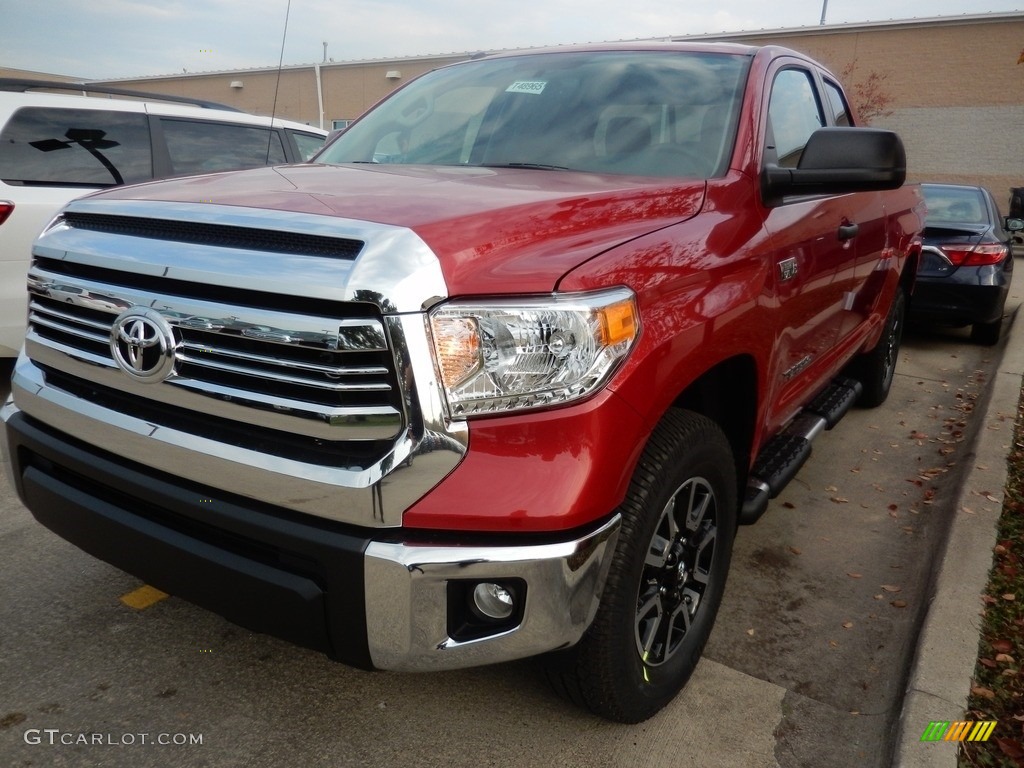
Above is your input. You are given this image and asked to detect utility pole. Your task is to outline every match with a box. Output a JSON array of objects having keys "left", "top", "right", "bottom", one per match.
[{"left": 820, "top": 0, "right": 829, "bottom": 25}]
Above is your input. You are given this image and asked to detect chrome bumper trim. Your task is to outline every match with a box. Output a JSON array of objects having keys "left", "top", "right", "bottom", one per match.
[
  {"left": 7, "top": 356, "right": 464, "bottom": 527},
  {"left": 364, "top": 515, "right": 621, "bottom": 671}
]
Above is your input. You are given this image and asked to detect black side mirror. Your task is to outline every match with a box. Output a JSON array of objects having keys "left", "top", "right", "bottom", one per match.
[{"left": 762, "top": 127, "right": 907, "bottom": 205}]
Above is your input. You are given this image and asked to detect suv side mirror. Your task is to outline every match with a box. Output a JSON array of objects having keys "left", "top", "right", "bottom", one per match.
[{"left": 762, "top": 127, "right": 907, "bottom": 205}]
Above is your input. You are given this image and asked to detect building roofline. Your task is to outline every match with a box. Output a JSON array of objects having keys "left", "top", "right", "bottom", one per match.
[
  {"left": 89, "top": 51, "right": 480, "bottom": 84},
  {"left": 89, "top": 10, "right": 1024, "bottom": 84},
  {"left": 665, "top": 9, "right": 1024, "bottom": 42}
]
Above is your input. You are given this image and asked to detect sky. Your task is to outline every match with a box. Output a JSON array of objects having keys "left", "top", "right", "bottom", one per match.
[{"left": 2, "top": 0, "right": 1021, "bottom": 80}]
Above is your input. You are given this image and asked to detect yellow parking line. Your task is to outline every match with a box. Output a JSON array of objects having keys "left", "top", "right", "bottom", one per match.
[{"left": 119, "top": 585, "right": 169, "bottom": 610}]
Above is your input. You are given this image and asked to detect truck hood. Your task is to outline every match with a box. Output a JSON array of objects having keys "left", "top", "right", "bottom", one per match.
[{"left": 94, "top": 163, "right": 706, "bottom": 295}]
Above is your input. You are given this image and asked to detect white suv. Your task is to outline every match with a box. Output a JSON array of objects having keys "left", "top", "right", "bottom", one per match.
[{"left": 0, "top": 79, "right": 328, "bottom": 357}]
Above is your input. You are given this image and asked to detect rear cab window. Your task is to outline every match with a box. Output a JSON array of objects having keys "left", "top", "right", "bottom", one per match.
[{"left": 822, "top": 79, "right": 852, "bottom": 126}]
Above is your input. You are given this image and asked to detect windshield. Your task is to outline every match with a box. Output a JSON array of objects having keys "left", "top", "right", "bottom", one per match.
[{"left": 317, "top": 51, "right": 749, "bottom": 179}]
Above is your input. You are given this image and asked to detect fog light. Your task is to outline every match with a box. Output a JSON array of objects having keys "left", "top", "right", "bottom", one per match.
[{"left": 472, "top": 582, "right": 515, "bottom": 620}]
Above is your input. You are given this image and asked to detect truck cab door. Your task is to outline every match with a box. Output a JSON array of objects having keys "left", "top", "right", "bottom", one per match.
[
  {"left": 819, "top": 78, "right": 891, "bottom": 343},
  {"left": 760, "top": 65, "right": 856, "bottom": 425}
]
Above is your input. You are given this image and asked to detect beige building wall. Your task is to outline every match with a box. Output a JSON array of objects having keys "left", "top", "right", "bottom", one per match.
[
  {"left": 90, "top": 13, "right": 1024, "bottom": 208},
  {"left": 95, "top": 55, "right": 467, "bottom": 129},
  {"left": 1, "top": 67, "right": 84, "bottom": 83}
]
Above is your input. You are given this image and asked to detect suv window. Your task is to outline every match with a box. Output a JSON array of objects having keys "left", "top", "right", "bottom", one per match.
[
  {"left": 291, "top": 130, "right": 325, "bottom": 161},
  {"left": 0, "top": 107, "right": 152, "bottom": 186},
  {"left": 767, "top": 69, "right": 825, "bottom": 167},
  {"left": 160, "top": 118, "right": 287, "bottom": 175}
]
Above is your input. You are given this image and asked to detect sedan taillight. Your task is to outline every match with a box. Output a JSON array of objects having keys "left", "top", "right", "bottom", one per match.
[
  {"left": 940, "top": 243, "right": 1008, "bottom": 266},
  {"left": 0, "top": 201, "right": 13, "bottom": 226}
]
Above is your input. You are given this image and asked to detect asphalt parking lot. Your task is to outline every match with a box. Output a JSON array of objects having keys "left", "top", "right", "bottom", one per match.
[{"left": 0, "top": 296, "right": 1016, "bottom": 768}]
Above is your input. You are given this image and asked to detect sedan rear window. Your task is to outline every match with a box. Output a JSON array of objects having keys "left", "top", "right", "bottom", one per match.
[{"left": 923, "top": 185, "right": 988, "bottom": 225}]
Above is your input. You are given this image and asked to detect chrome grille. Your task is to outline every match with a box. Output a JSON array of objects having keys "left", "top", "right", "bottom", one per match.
[{"left": 26, "top": 277, "right": 405, "bottom": 446}]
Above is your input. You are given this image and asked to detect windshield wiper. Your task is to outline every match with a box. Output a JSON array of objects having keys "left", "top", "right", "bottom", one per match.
[{"left": 481, "top": 162, "right": 570, "bottom": 171}]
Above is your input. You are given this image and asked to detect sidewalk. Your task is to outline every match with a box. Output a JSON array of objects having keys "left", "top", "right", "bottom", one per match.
[{"left": 894, "top": 302, "right": 1024, "bottom": 766}]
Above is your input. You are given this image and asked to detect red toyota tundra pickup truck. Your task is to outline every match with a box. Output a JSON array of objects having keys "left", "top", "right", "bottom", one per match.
[{"left": 2, "top": 42, "right": 923, "bottom": 722}]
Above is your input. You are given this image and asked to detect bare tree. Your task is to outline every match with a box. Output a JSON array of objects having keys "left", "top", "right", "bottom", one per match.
[{"left": 840, "top": 60, "right": 894, "bottom": 125}]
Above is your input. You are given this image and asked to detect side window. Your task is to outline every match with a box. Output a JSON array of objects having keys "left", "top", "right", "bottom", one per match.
[
  {"left": 160, "top": 119, "right": 286, "bottom": 176},
  {"left": 823, "top": 80, "right": 852, "bottom": 126},
  {"left": 766, "top": 69, "right": 825, "bottom": 168},
  {"left": 290, "top": 131, "right": 325, "bottom": 161},
  {"left": 0, "top": 107, "right": 152, "bottom": 186}
]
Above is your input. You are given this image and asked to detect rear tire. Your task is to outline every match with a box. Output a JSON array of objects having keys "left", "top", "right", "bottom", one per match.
[
  {"left": 543, "top": 409, "right": 736, "bottom": 723},
  {"left": 970, "top": 318, "right": 1001, "bottom": 346},
  {"left": 855, "top": 287, "right": 905, "bottom": 408}
]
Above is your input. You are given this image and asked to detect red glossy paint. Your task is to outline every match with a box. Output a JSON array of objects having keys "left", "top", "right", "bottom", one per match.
[
  {"left": 402, "top": 389, "right": 647, "bottom": 532},
  {"left": 98, "top": 163, "right": 706, "bottom": 297}
]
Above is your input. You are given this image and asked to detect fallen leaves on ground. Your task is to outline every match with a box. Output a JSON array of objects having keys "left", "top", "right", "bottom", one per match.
[{"left": 992, "top": 639, "right": 1014, "bottom": 654}]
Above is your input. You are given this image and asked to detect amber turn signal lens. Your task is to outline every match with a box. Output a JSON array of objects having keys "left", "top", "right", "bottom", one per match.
[
  {"left": 598, "top": 298, "right": 638, "bottom": 347},
  {"left": 431, "top": 316, "right": 481, "bottom": 388}
]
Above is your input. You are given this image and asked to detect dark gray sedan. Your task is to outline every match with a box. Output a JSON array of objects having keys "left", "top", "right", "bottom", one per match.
[{"left": 910, "top": 183, "right": 1024, "bottom": 345}]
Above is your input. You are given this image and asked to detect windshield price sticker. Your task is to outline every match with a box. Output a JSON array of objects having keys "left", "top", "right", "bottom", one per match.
[{"left": 506, "top": 81, "right": 547, "bottom": 95}]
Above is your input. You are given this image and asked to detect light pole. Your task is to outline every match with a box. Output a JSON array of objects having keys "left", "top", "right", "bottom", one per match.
[{"left": 820, "top": 0, "right": 829, "bottom": 25}]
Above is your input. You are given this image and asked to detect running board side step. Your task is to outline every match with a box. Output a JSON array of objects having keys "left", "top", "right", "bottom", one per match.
[{"left": 739, "top": 377, "right": 862, "bottom": 524}]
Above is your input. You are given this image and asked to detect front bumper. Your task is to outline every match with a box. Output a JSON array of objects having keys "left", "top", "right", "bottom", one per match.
[{"left": 2, "top": 402, "right": 619, "bottom": 671}]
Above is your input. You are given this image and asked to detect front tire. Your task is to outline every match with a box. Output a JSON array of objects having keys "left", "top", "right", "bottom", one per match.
[{"left": 544, "top": 409, "right": 737, "bottom": 723}]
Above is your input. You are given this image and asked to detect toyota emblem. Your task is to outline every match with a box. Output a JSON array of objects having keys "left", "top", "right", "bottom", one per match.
[{"left": 109, "top": 308, "right": 177, "bottom": 383}]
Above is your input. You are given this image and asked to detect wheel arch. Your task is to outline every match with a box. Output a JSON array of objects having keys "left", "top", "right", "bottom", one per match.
[{"left": 671, "top": 354, "right": 758, "bottom": 496}]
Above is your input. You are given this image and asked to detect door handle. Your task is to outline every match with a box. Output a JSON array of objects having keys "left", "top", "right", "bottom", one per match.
[{"left": 838, "top": 223, "right": 859, "bottom": 241}]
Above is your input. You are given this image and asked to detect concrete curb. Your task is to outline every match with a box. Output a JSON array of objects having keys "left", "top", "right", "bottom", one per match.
[{"left": 894, "top": 306, "right": 1024, "bottom": 767}]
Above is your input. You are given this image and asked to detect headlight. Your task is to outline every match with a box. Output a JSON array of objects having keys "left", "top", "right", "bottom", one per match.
[{"left": 428, "top": 287, "right": 639, "bottom": 418}]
